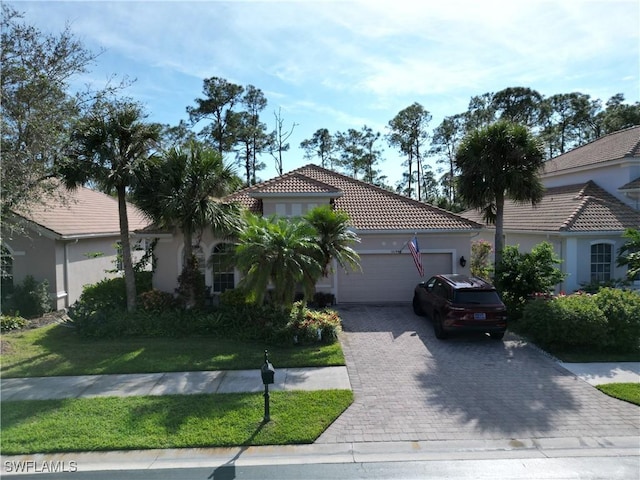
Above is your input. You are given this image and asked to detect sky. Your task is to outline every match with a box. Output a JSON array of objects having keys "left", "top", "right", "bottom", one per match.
[{"left": 9, "top": 0, "right": 640, "bottom": 186}]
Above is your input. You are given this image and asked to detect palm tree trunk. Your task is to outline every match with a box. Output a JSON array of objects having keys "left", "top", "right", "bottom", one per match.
[
  {"left": 117, "top": 185, "right": 137, "bottom": 312},
  {"left": 494, "top": 197, "right": 505, "bottom": 271},
  {"left": 182, "top": 228, "right": 197, "bottom": 309}
]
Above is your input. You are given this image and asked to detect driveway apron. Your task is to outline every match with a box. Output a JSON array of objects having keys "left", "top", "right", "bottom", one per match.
[{"left": 316, "top": 304, "right": 639, "bottom": 444}]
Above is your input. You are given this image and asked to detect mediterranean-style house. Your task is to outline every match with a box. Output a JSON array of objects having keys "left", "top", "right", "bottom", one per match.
[
  {"left": 1, "top": 184, "right": 152, "bottom": 310},
  {"left": 461, "top": 125, "right": 640, "bottom": 293},
  {"left": 6, "top": 127, "right": 637, "bottom": 310},
  {"left": 150, "top": 164, "right": 483, "bottom": 304}
]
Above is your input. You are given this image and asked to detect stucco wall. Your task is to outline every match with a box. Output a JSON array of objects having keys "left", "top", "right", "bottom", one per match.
[
  {"left": 542, "top": 160, "right": 640, "bottom": 209},
  {"left": 3, "top": 231, "right": 148, "bottom": 310},
  {"left": 151, "top": 229, "right": 474, "bottom": 303}
]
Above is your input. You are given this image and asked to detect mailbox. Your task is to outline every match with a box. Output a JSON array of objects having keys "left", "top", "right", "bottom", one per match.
[
  {"left": 261, "top": 361, "right": 275, "bottom": 384},
  {"left": 261, "top": 352, "right": 275, "bottom": 385}
]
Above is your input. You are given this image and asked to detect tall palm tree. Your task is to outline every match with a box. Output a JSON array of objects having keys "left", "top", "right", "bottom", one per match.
[
  {"left": 60, "top": 99, "right": 161, "bottom": 312},
  {"left": 455, "top": 121, "right": 545, "bottom": 268},
  {"left": 303, "top": 205, "right": 360, "bottom": 278},
  {"left": 134, "top": 140, "right": 242, "bottom": 307},
  {"left": 234, "top": 213, "right": 322, "bottom": 306}
]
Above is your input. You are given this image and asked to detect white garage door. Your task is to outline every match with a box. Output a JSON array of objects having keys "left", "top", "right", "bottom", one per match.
[{"left": 336, "top": 252, "right": 452, "bottom": 303}]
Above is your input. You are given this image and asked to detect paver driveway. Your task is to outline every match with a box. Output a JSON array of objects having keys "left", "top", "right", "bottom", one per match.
[{"left": 316, "top": 304, "right": 639, "bottom": 444}]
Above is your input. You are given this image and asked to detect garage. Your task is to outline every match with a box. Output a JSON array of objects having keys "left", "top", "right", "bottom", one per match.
[{"left": 336, "top": 252, "right": 453, "bottom": 303}]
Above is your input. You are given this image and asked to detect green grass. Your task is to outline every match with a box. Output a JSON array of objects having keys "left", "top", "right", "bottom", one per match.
[
  {"left": 0, "top": 390, "right": 354, "bottom": 455},
  {"left": 596, "top": 383, "right": 640, "bottom": 406},
  {"left": 0, "top": 324, "right": 345, "bottom": 378}
]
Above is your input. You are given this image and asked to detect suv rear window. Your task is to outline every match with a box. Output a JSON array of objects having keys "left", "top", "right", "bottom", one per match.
[{"left": 454, "top": 290, "right": 502, "bottom": 304}]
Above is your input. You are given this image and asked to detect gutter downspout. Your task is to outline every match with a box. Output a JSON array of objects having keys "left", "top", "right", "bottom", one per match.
[{"left": 63, "top": 239, "right": 78, "bottom": 309}]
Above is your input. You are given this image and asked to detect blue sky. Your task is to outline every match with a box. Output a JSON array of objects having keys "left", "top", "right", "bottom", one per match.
[{"left": 11, "top": 0, "right": 640, "bottom": 186}]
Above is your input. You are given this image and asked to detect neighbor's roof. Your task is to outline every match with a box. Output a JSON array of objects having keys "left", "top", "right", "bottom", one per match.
[
  {"left": 13, "top": 183, "right": 151, "bottom": 239},
  {"left": 542, "top": 125, "right": 640, "bottom": 176},
  {"left": 461, "top": 181, "right": 640, "bottom": 233},
  {"left": 226, "top": 164, "right": 481, "bottom": 231},
  {"left": 620, "top": 177, "right": 640, "bottom": 192}
]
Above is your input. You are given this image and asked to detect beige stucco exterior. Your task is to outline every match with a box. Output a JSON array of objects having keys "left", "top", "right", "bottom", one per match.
[
  {"left": 3, "top": 232, "right": 148, "bottom": 310},
  {"left": 151, "top": 227, "right": 475, "bottom": 304}
]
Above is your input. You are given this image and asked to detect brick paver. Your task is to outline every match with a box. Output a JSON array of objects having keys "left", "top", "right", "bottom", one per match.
[{"left": 316, "top": 304, "right": 639, "bottom": 444}]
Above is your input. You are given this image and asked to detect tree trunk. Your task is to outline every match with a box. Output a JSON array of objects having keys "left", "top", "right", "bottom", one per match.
[
  {"left": 117, "top": 185, "right": 137, "bottom": 312},
  {"left": 494, "top": 195, "right": 505, "bottom": 271},
  {"left": 182, "top": 228, "right": 197, "bottom": 309}
]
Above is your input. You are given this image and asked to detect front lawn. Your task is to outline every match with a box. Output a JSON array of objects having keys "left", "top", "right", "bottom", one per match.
[
  {"left": 596, "top": 383, "right": 640, "bottom": 406},
  {"left": 0, "top": 323, "right": 345, "bottom": 378},
  {"left": 1, "top": 390, "right": 354, "bottom": 455}
]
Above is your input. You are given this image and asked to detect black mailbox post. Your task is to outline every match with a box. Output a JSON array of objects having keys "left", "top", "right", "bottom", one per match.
[{"left": 261, "top": 350, "right": 275, "bottom": 422}]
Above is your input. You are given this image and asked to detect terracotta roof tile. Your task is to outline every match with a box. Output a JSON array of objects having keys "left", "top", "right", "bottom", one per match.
[
  {"left": 542, "top": 125, "right": 640, "bottom": 175},
  {"left": 620, "top": 177, "right": 640, "bottom": 191},
  {"left": 227, "top": 164, "right": 481, "bottom": 231},
  {"left": 14, "top": 182, "right": 151, "bottom": 238},
  {"left": 249, "top": 172, "right": 342, "bottom": 196},
  {"left": 461, "top": 181, "right": 639, "bottom": 232}
]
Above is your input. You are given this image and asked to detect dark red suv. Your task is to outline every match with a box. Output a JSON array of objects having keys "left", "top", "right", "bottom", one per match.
[{"left": 413, "top": 274, "right": 507, "bottom": 340}]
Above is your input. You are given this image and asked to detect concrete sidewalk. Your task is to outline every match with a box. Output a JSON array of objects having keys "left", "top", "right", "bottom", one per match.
[
  {"left": 0, "top": 366, "right": 351, "bottom": 401},
  {"left": 2, "top": 362, "right": 636, "bottom": 402},
  {"left": 558, "top": 362, "right": 640, "bottom": 386}
]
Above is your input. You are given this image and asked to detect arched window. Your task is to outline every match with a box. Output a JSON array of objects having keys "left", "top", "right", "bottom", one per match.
[
  {"left": 1, "top": 245, "right": 14, "bottom": 294},
  {"left": 211, "top": 243, "right": 235, "bottom": 293},
  {"left": 590, "top": 243, "right": 613, "bottom": 282}
]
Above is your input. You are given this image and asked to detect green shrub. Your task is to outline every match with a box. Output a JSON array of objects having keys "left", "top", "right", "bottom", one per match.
[
  {"left": 71, "top": 272, "right": 153, "bottom": 312},
  {"left": 521, "top": 293, "right": 608, "bottom": 351},
  {"left": 311, "top": 292, "right": 335, "bottom": 309},
  {"left": 594, "top": 288, "right": 640, "bottom": 351},
  {"left": 138, "top": 289, "right": 177, "bottom": 312},
  {"left": 495, "top": 242, "right": 566, "bottom": 320},
  {"left": 219, "top": 287, "right": 255, "bottom": 306},
  {"left": 578, "top": 278, "right": 628, "bottom": 294},
  {"left": 287, "top": 302, "right": 342, "bottom": 345},
  {"left": 1, "top": 314, "right": 27, "bottom": 332},
  {"left": 68, "top": 272, "right": 153, "bottom": 336},
  {"left": 470, "top": 239, "right": 493, "bottom": 280},
  {"left": 1, "top": 275, "right": 52, "bottom": 318},
  {"left": 70, "top": 279, "right": 342, "bottom": 346}
]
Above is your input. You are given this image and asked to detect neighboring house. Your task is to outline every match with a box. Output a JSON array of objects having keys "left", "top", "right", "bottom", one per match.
[
  {"left": 1, "top": 184, "right": 152, "bottom": 310},
  {"left": 150, "top": 164, "right": 483, "bottom": 303},
  {"left": 461, "top": 125, "right": 640, "bottom": 293}
]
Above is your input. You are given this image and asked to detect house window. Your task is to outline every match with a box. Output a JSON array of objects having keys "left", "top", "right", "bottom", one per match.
[
  {"left": 1, "top": 245, "right": 13, "bottom": 294},
  {"left": 590, "top": 243, "right": 612, "bottom": 282},
  {"left": 211, "top": 243, "right": 235, "bottom": 293}
]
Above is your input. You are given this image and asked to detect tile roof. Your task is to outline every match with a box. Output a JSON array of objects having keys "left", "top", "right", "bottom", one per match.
[
  {"left": 247, "top": 172, "right": 342, "bottom": 196},
  {"left": 226, "top": 164, "right": 481, "bottom": 231},
  {"left": 13, "top": 182, "right": 151, "bottom": 238},
  {"left": 620, "top": 177, "right": 640, "bottom": 191},
  {"left": 461, "top": 181, "right": 640, "bottom": 232},
  {"left": 542, "top": 125, "right": 640, "bottom": 175}
]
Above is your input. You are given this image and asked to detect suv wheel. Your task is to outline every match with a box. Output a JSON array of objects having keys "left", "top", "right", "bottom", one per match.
[
  {"left": 433, "top": 313, "right": 447, "bottom": 340},
  {"left": 412, "top": 295, "right": 424, "bottom": 316}
]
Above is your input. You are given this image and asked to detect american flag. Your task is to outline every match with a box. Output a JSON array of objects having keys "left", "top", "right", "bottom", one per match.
[{"left": 408, "top": 236, "right": 424, "bottom": 277}]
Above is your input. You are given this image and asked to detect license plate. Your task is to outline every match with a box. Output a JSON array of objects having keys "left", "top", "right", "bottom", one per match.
[{"left": 474, "top": 312, "right": 486, "bottom": 320}]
